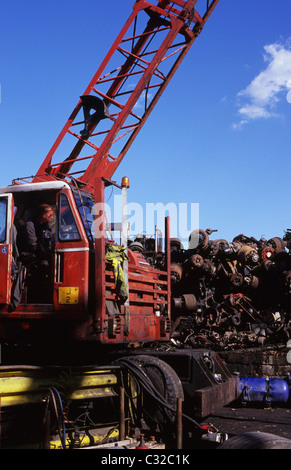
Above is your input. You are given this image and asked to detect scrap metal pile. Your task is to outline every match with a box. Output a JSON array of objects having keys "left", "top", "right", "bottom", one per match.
[{"left": 130, "top": 229, "right": 291, "bottom": 351}]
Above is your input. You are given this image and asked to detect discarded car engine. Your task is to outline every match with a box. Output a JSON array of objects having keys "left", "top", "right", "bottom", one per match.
[{"left": 129, "top": 229, "right": 291, "bottom": 351}]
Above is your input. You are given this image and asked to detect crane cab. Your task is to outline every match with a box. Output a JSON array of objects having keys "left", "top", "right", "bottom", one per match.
[
  {"left": 0, "top": 181, "right": 90, "bottom": 340},
  {"left": 0, "top": 180, "right": 171, "bottom": 346}
]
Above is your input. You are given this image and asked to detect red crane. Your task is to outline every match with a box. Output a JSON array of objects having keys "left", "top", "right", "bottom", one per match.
[
  {"left": 0, "top": 0, "right": 219, "bottom": 348},
  {"left": 0, "top": 4, "right": 247, "bottom": 452}
]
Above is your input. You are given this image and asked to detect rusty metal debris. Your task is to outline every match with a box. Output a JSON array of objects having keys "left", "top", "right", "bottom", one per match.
[
  {"left": 132, "top": 229, "right": 291, "bottom": 351},
  {"left": 170, "top": 228, "right": 291, "bottom": 350}
]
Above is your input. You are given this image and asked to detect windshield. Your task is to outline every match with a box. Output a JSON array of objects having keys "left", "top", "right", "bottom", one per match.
[{"left": 72, "top": 189, "right": 95, "bottom": 242}]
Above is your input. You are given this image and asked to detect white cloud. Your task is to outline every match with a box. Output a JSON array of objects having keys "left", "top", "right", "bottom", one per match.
[{"left": 233, "top": 40, "right": 291, "bottom": 128}]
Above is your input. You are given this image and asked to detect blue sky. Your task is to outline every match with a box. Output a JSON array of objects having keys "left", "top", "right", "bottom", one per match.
[{"left": 1, "top": 0, "right": 291, "bottom": 246}]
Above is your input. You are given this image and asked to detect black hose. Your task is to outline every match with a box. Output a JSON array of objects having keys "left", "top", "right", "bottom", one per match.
[
  {"left": 43, "top": 387, "right": 67, "bottom": 449},
  {"left": 50, "top": 387, "right": 67, "bottom": 448},
  {"left": 114, "top": 357, "right": 203, "bottom": 431}
]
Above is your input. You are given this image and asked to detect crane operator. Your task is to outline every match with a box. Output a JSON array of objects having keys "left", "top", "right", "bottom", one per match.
[{"left": 19, "top": 203, "right": 55, "bottom": 303}]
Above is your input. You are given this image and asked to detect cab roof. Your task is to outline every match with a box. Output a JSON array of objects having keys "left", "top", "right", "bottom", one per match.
[{"left": 0, "top": 181, "right": 71, "bottom": 194}]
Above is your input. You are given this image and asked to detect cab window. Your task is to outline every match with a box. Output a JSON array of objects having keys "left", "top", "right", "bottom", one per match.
[
  {"left": 0, "top": 198, "right": 7, "bottom": 243},
  {"left": 58, "top": 193, "right": 81, "bottom": 241},
  {"left": 72, "top": 189, "right": 95, "bottom": 242}
]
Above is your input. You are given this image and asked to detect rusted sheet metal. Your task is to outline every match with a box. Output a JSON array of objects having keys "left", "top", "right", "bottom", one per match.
[{"left": 193, "top": 377, "right": 239, "bottom": 418}]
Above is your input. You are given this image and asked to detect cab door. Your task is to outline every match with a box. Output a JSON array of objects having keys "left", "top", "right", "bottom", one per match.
[
  {"left": 0, "top": 194, "right": 14, "bottom": 305},
  {"left": 54, "top": 190, "right": 90, "bottom": 314}
]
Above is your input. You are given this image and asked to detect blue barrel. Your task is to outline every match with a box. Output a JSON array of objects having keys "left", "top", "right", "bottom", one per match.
[{"left": 238, "top": 377, "right": 289, "bottom": 403}]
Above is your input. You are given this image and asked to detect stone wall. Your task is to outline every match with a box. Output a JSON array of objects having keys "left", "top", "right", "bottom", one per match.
[{"left": 219, "top": 346, "right": 291, "bottom": 378}]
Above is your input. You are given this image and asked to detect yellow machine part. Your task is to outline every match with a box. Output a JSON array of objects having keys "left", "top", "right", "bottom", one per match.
[
  {"left": 0, "top": 367, "right": 119, "bottom": 407},
  {"left": 50, "top": 427, "right": 120, "bottom": 449}
]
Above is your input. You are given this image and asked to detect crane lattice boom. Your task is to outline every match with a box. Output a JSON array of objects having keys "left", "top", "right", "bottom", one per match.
[{"left": 33, "top": 0, "right": 219, "bottom": 191}]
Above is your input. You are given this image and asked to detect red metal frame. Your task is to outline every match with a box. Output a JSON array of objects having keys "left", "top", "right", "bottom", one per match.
[
  {"left": 33, "top": 0, "right": 219, "bottom": 191},
  {"left": 93, "top": 177, "right": 171, "bottom": 343}
]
